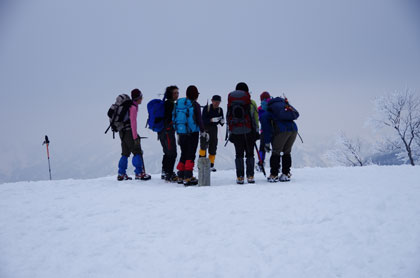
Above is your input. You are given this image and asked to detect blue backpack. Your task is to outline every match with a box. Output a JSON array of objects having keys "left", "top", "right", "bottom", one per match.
[
  {"left": 146, "top": 96, "right": 166, "bottom": 132},
  {"left": 268, "top": 97, "right": 299, "bottom": 121},
  {"left": 173, "top": 98, "right": 200, "bottom": 134}
]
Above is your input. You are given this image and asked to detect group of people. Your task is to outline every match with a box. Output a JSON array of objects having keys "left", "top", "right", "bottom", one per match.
[{"left": 111, "top": 82, "right": 300, "bottom": 186}]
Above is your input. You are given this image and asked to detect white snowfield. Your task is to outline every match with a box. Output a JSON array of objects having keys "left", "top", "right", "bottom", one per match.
[{"left": 1, "top": 166, "right": 420, "bottom": 278}]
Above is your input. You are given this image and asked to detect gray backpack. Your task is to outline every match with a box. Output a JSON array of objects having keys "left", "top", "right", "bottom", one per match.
[{"left": 105, "top": 94, "right": 133, "bottom": 138}]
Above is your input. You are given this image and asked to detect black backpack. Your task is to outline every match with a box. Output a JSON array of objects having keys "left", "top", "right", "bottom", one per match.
[{"left": 105, "top": 94, "right": 133, "bottom": 138}]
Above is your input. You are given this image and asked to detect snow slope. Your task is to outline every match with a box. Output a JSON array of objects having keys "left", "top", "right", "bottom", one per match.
[{"left": 1, "top": 166, "right": 420, "bottom": 278}]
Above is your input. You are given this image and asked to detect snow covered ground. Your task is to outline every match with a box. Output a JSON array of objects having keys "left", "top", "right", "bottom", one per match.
[{"left": 1, "top": 166, "right": 420, "bottom": 278}]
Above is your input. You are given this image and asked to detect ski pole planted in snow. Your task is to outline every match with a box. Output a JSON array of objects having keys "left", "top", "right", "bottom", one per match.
[{"left": 42, "top": 135, "right": 52, "bottom": 180}]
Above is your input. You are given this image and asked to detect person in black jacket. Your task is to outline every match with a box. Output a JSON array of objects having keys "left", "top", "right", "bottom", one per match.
[
  {"left": 200, "top": 95, "right": 224, "bottom": 171},
  {"left": 158, "top": 85, "right": 179, "bottom": 182}
]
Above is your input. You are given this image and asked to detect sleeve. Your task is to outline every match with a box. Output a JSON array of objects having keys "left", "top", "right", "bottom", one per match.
[
  {"left": 202, "top": 105, "right": 210, "bottom": 126},
  {"left": 194, "top": 102, "right": 205, "bottom": 132},
  {"left": 130, "top": 105, "right": 138, "bottom": 140},
  {"left": 261, "top": 112, "right": 273, "bottom": 144},
  {"left": 251, "top": 100, "right": 259, "bottom": 130}
]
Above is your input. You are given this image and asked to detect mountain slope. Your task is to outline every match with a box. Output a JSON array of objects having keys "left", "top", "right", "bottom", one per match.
[{"left": 1, "top": 166, "right": 420, "bottom": 278}]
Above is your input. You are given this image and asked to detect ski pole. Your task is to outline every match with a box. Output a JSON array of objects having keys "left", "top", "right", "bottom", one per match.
[{"left": 42, "top": 135, "right": 52, "bottom": 180}]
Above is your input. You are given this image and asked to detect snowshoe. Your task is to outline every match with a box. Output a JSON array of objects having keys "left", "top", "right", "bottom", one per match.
[
  {"left": 279, "top": 173, "right": 291, "bottom": 182},
  {"left": 236, "top": 177, "right": 245, "bottom": 185},
  {"left": 267, "top": 175, "right": 279, "bottom": 183},
  {"left": 117, "top": 174, "right": 132, "bottom": 181},
  {"left": 247, "top": 176, "right": 255, "bottom": 184},
  {"left": 135, "top": 173, "right": 151, "bottom": 181}
]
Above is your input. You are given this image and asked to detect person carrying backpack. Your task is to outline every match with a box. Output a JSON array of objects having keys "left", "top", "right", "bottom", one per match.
[
  {"left": 158, "top": 85, "right": 179, "bottom": 182},
  {"left": 257, "top": 91, "right": 271, "bottom": 171},
  {"left": 173, "top": 85, "right": 206, "bottom": 186},
  {"left": 200, "top": 95, "right": 224, "bottom": 172},
  {"left": 260, "top": 96, "right": 299, "bottom": 182},
  {"left": 116, "top": 89, "right": 151, "bottom": 181},
  {"left": 226, "top": 82, "right": 259, "bottom": 184}
]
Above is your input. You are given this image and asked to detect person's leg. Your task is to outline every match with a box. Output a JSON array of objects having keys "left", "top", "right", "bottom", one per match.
[
  {"left": 177, "top": 134, "right": 188, "bottom": 180},
  {"left": 118, "top": 131, "right": 131, "bottom": 175},
  {"left": 270, "top": 134, "right": 284, "bottom": 177},
  {"left": 245, "top": 133, "right": 255, "bottom": 179},
  {"left": 281, "top": 131, "right": 297, "bottom": 175},
  {"left": 208, "top": 126, "right": 218, "bottom": 166},
  {"left": 160, "top": 129, "right": 177, "bottom": 176},
  {"left": 185, "top": 132, "right": 199, "bottom": 179},
  {"left": 232, "top": 134, "right": 245, "bottom": 178}
]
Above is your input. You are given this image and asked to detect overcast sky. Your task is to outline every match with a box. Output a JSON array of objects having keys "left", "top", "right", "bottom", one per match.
[{"left": 1, "top": 0, "right": 419, "bottom": 183}]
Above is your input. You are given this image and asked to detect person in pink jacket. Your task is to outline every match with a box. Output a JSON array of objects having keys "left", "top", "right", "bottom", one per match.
[{"left": 117, "top": 89, "right": 151, "bottom": 181}]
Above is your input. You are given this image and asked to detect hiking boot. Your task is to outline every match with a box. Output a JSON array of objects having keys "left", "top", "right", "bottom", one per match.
[
  {"left": 247, "top": 176, "right": 255, "bottom": 184},
  {"left": 161, "top": 172, "right": 166, "bottom": 180},
  {"left": 279, "top": 173, "right": 291, "bottom": 182},
  {"left": 184, "top": 177, "right": 198, "bottom": 186},
  {"left": 117, "top": 174, "right": 132, "bottom": 181},
  {"left": 236, "top": 177, "right": 245, "bottom": 185},
  {"left": 210, "top": 163, "right": 217, "bottom": 172},
  {"left": 165, "top": 173, "right": 178, "bottom": 183},
  {"left": 135, "top": 173, "right": 151, "bottom": 181},
  {"left": 267, "top": 175, "right": 279, "bottom": 183},
  {"left": 177, "top": 176, "right": 184, "bottom": 184}
]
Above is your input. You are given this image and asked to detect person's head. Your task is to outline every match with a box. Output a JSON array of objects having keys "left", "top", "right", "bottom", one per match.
[
  {"left": 260, "top": 91, "right": 271, "bottom": 102},
  {"left": 186, "top": 85, "right": 199, "bottom": 101},
  {"left": 165, "top": 85, "right": 179, "bottom": 101},
  {"left": 131, "top": 88, "right": 143, "bottom": 104},
  {"left": 235, "top": 82, "right": 249, "bottom": 93},
  {"left": 211, "top": 95, "right": 221, "bottom": 108}
]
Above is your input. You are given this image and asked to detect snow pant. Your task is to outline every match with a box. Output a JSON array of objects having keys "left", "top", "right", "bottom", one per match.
[
  {"left": 177, "top": 132, "right": 199, "bottom": 179},
  {"left": 118, "top": 130, "right": 143, "bottom": 175},
  {"left": 270, "top": 131, "right": 297, "bottom": 176},
  {"left": 158, "top": 127, "right": 177, "bottom": 175},
  {"left": 199, "top": 125, "right": 218, "bottom": 165},
  {"left": 230, "top": 133, "right": 256, "bottom": 178}
]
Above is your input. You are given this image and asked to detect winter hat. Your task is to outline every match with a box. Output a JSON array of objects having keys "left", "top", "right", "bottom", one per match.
[
  {"left": 260, "top": 91, "right": 271, "bottom": 101},
  {"left": 211, "top": 95, "right": 221, "bottom": 102},
  {"left": 235, "top": 82, "right": 249, "bottom": 92},
  {"left": 186, "top": 85, "right": 199, "bottom": 100},
  {"left": 131, "top": 88, "right": 143, "bottom": 101}
]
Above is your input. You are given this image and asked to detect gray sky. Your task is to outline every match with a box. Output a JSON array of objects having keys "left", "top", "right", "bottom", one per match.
[{"left": 1, "top": 0, "right": 419, "bottom": 183}]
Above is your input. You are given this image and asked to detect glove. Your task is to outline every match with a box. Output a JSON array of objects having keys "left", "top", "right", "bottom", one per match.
[
  {"left": 200, "top": 131, "right": 210, "bottom": 142},
  {"left": 220, "top": 118, "right": 225, "bottom": 126},
  {"left": 264, "top": 143, "right": 271, "bottom": 153},
  {"left": 134, "top": 137, "right": 141, "bottom": 148},
  {"left": 210, "top": 117, "right": 222, "bottom": 123}
]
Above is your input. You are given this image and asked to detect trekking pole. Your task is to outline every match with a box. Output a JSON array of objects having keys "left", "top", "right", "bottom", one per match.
[
  {"left": 297, "top": 132, "right": 304, "bottom": 143},
  {"left": 42, "top": 135, "right": 52, "bottom": 180},
  {"left": 254, "top": 143, "right": 266, "bottom": 177}
]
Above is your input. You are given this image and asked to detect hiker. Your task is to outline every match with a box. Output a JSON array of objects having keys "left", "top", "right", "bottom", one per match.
[
  {"left": 256, "top": 91, "right": 271, "bottom": 171},
  {"left": 226, "top": 82, "right": 259, "bottom": 184},
  {"left": 158, "top": 85, "right": 179, "bottom": 182},
  {"left": 117, "top": 89, "right": 151, "bottom": 181},
  {"left": 200, "top": 95, "right": 225, "bottom": 172},
  {"left": 260, "top": 96, "right": 299, "bottom": 182},
  {"left": 173, "top": 85, "right": 206, "bottom": 186}
]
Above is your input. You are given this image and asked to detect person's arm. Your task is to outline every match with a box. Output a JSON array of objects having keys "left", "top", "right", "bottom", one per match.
[
  {"left": 130, "top": 105, "right": 138, "bottom": 140},
  {"left": 202, "top": 105, "right": 210, "bottom": 126},
  {"left": 261, "top": 112, "right": 273, "bottom": 144},
  {"left": 251, "top": 100, "right": 259, "bottom": 130},
  {"left": 194, "top": 102, "right": 205, "bottom": 132}
]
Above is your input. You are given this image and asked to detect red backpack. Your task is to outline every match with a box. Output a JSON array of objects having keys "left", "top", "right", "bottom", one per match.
[{"left": 227, "top": 90, "right": 252, "bottom": 134}]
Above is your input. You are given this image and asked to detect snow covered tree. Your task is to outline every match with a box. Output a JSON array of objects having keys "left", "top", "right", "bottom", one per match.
[
  {"left": 324, "top": 132, "right": 370, "bottom": 167},
  {"left": 372, "top": 90, "right": 420, "bottom": 166}
]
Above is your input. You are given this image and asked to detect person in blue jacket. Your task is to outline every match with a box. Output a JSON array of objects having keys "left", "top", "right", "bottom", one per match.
[{"left": 260, "top": 96, "right": 299, "bottom": 182}]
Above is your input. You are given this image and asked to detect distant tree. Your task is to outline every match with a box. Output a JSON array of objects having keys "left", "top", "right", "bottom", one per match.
[
  {"left": 372, "top": 90, "right": 420, "bottom": 166},
  {"left": 324, "top": 132, "right": 370, "bottom": 167}
]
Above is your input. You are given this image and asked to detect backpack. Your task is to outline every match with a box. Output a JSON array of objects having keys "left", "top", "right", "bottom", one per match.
[
  {"left": 105, "top": 94, "right": 132, "bottom": 138},
  {"left": 146, "top": 96, "right": 166, "bottom": 132},
  {"left": 226, "top": 90, "right": 253, "bottom": 134},
  {"left": 173, "top": 98, "right": 199, "bottom": 134},
  {"left": 267, "top": 97, "right": 299, "bottom": 121}
]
